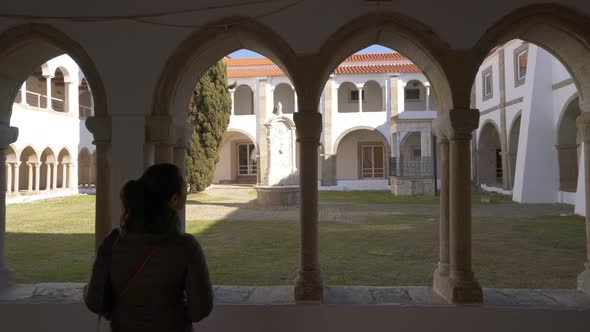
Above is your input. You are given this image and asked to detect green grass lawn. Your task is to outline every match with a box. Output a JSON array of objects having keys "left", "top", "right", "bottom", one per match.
[{"left": 5, "top": 195, "right": 586, "bottom": 288}]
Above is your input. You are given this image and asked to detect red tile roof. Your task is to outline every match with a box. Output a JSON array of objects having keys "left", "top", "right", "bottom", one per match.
[{"left": 225, "top": 52, "right": 419, "bottom": 78}]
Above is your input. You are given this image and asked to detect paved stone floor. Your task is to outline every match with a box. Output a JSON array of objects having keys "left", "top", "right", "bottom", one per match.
[
  {"left": 2, "top": 283, "right": 590, "bottom": 309},
  {"left": 186, "top": 185, "right": 575, "bottom": 223}
]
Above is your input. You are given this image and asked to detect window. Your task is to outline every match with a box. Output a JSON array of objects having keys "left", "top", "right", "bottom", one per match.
[
  {"left": 349, "top": 89, "right": 365, "bottom": 103},
  {"left": 517, "top": 51, "right": 527, "bottom": 80},
  {"left": 484, "top": 73, "right": 492, "bottom": 97},
  {"left": 405, "top": 89, "right": 420, "bottom": 100},
  {"left": 513, "top": 43, "right": 529, "bottom": 87},
  {"left": 482, "top": 66, "right": 493, "bottom": 101},
  {"left": 238, "top": 143, "right": 257, "bottom": 176},
  {"left": 361, "top": 144, "right": 385, "bottom": 178}
]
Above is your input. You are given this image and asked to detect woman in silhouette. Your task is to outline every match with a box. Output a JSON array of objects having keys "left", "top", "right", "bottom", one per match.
[{"left": 85, "top": 163, "right": 213, "bottom": 332}]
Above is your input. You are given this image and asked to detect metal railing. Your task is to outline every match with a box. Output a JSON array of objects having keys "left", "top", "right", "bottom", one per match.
[
  {"left": 25, "top": 91, "right": 46, "bottom": 108},
  {"left": 390, "top": 156, "right": 433, "bottom": 177},
  {"left": 51, "top": 97, "right": 64, "bottom": 112},
  {"left": 238, "top": 165, "right": 257, "bottom": 175}
]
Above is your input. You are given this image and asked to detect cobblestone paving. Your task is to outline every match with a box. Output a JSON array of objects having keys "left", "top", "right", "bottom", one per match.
[{"left": 186, "top": 185, "right": 575, "bottom": 223}]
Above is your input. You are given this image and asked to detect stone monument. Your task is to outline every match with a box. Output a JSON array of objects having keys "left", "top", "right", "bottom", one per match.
[{"left": 255, "top": 102, "right": 300, "bottom": 206}]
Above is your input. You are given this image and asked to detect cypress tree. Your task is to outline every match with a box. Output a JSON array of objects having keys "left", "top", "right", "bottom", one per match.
[{"left": 186, "top": 60, "right": 233, "bottom": 192}]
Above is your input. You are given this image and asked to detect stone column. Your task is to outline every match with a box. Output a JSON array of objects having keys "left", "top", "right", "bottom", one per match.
[
  {"left": 433, "top": 138, "right": 450, "bottom": 292},
  {"left": 13, "top": 162, "right": 19, "bottom": 194},
  {"left": 5, "top": 163, "right": 11, "bottom": 194},
  {"left": 174, "top": 123, "right": 193, "bottom": 233},
  {"left": 576, "top": 112, "right": 590, "bottom": 294},
  {"left": 34, "top": 162, "right": 40, "bottom": 192},
  {"left": 27, "top": 162, "right": 33, "bottom": 192},
  {"left": 0, "top": 124, "right": 19, "bottom": 288},
  {"left": 85, "top": 116, "right": 112, "bottom": 249},
  {"left": 45, "top": 162, "right": 51, "bottom": 190},
  {"left": 44, "top": 74, "right": 53, "bottom": 111},
  {"left": 229, "top": 89, "right": 235, "bottom": 115},
  {"left": 147, "top": 115, "right": 175, "bottom": 164},
  {"left": 87, "top": 165, "right": 93, "bottom": 188},
  {"left": 61, "top": 163, "right": 67, "bottom": 188},
  {"left": 51, "top": 162, "right": 58, "bottom": 190},
  {"left": 425, "top": 85, "right": 431, "bottom": 111},
  {"left": 434, "top": 109, "right": 482, "bottom": 303},
  {"left": 321, "top": 77, "right": 336, "bottom": 186},
  {"left": 356, "top": 84, "right": 363, "bottom": 113},
  {"left": 293, "top": 111, "right": 323, "bottom": 302},
  {"left": 68, "top": 163, "right": 76, "bottom": 189},
  {"left": 390, "top": 75, "right": 399, "bottom": 116}
]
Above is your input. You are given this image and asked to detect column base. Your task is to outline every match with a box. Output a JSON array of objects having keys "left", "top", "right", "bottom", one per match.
[
  {"left": 435, "top": 271, "right": 482, "bottom": 304},
  {"left": 294, "top": 270, "right": 323, "bottom": 303},
  {"left": 433, "top": 263, "right": 450, "bottom": 295},
  {"left": 577, "top": 264, "right": 590, "bottom": 294},
  {"left": 0, "top": 265, "right": 14, "bottom": 289}
]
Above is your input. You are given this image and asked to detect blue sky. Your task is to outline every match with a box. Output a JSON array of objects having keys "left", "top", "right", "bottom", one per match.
[{"left": 228, "top": 44, "right": 393, "bottom": 58}]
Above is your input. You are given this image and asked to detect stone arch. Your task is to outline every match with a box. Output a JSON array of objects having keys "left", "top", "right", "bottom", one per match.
[
  {"left": 337, "top": 81, "right": 360, "bottom": 113},
  {"left": 234, "top": 84, "right": 254, "bottom": 116},
  {"left": 475, "top": 4, "right": 590, "bottom": 110},
  {"left": 6, "top": 145, "right": 17, "bottom": 163},
  {"left": 51, "top": 67, "right": 67, "bottom": 112},
  {"left": 40, "top": 147, "right": 56, "bottom": 190},
  {"left": 556, "top": 94, "right": 581, "bottom": 193},
  {"left": 316, "top": 13, "right": 454, "bottom": 115},
  {"left": 18, "top": 146, "right": 39, "bottom": 192},
  {"left": 57, "top": 147, "right": 72, "bottom": 188},
  {"left": 478, "top": 120, "right": 503, "bottom": 186},
  {"left": 273, "top": 83, "right": 295, "bottom": 114},
  {"left": 78, "top": 148, "right": 92, "bottom": 187},
  {"left": 334, "top": 127, "right": 390, "bottom": 180},
  {"left": 214, "top": 129, "right": 258, "bottom": 184},
  {"left": 362, "top": 80, "right": 383, "bottom": 113},
  {"left": 0, "top": 23, "right": 108, "bottom": 123},
  {"left": 152, "top": 17, "right": 296, "bottom": 123},
  {"left": 508, "top": 111, "right": 522, "bottom": 189},
  {"left": 404, "top": 80, "right": 428, "bottom": 111}
]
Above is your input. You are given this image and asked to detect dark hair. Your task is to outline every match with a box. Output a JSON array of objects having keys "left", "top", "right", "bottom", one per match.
[{"left": 120, "top": 163, "right": 185, "bottom": 233}]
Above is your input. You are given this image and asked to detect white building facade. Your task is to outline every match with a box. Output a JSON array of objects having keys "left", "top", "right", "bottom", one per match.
[
  {"left": 6, "top": 55, "right": 95, "bottom": 201},
  {"left": 473, "top": 40, "right": 584, "bottom": 214},
  {"left": 214, "top": 52, "right": 438, "bottom": 193}
]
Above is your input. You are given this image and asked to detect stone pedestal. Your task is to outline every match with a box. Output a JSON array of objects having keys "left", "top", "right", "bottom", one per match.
[{"left": 256, "top": 185, "right": 299, "bottom": 206}]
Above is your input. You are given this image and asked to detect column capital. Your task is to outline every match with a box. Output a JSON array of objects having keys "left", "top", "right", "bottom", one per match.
[
  {"left": 293, "top": 112, "right": 322, "bottom": 143},
  {"left": 576, "top": 112, "right": 590, "bottom": 143},
  {"left": 0, "top": 124, "right": 18, "bottom": 149},
  {"left": 146, "top": 114, "right": 176, "bottom": 146},
  {"left": 85, "top": 116, "right": 111, "bottom": 144},
  {"left": 433, "top": 109, "right": 479, "bottom": 141}
]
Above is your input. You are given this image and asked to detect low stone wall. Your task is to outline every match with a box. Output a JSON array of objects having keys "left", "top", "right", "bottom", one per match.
[
  {"left": 391, "top": 177, "right": 435, "bottom": 196},
  {"left": 255, "top": 186, "right": 299, "bottom": 206}
]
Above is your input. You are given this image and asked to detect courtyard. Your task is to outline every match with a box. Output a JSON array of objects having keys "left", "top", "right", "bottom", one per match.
[{"left": 5, "top": 185, "right": 585, "bottom": 289}]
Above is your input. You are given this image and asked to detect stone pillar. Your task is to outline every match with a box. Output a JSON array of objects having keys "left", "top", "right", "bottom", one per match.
[
  {"left": 174, "top": 123, "right": 193, "bottom": 233},
  {"left": 86, "top": 116, "right": 112, "bottom": 249},
  {"left": 45, "top": 162, "right": 51, "bottom": 190},
  {"left": 61, "top": 163, "right": 67, "bottom": 189},
  {"left": 20, "top": 82, "right": 27, "bottom": 106},
  {"left": 34, "top": 162, "right": 40, "bottom": 192},
  {"left": 433, "top": 138, "right": 450, "bottom": 292},
  {"left": 229, "top": 89, "right": 235, "bottom": 115},
  {"left": 68, "top": 163, "right": 76, "bottom": 189},
  {"left": 321, "top": 77, "right": 336, "bottom": 186},
  {"left": 5, "top": 163, "right": 11, "bottom": 194},
  {"left": 44, "top": 74, "right": 53, "bottom": 111},
  {"left": 293, "top": 111, "right": 323, "bottom": 302},
  {"left": 433, "top": 109, "right": 482, "bottom": 303},
  {"left": 0, "top": 124, "right": 19, "bottom": 288},
  {"left": 576, "top": 112, "right": 590, "bottom": 294},
  {"left": 294, "top": 93, "right": 299, "bottom": 114},
  {"left": 51, "top": 162, "right": 58, "bottom": 190},
  {"left": 87, "top": 165, "right": 93, "bottom": 188},
  {"left": 27, "top": 162, "right": 33, "bottom": 192},
  {"left": 13, "top": 162, "right": 19, "bottom": 194},
  {"left": 390, "top": 75, "right": 399, "bottom": 116},
  {"left": 356, "top": 84, "right": 363, "bottom": 113},
  {"left": 147, "top": 115, "right": 175, "bottom": 164},
  {"left": 256, "top": 79, "right": 269, "bottom": 185},
  {"left": 425, "top": 85, "right": 431, "bottom": 111}
]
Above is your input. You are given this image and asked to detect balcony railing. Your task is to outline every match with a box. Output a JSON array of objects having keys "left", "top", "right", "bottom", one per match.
[
  {"left": 390, "top": 157, "right": 433, "bottom": 178},
  {"left": 19, "top": 90, "right": 67, "bottom": 112}
]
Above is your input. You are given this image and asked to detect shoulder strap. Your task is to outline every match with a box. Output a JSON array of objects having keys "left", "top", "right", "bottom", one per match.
[{"left": 117, "top": 242, "right": 163, "bottom": 300}]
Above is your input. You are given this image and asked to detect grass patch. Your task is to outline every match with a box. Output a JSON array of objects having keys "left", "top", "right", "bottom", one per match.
[
  {"left": 187, "top": 193, "right": 231, "bottom": 203},
  {"left": 5, "top": 195, "right": 585, "bottom": 288}
]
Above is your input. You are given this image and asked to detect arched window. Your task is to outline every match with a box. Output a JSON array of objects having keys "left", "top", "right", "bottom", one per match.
[
  {"left": 233, "top": 85, "right": 254, "bottom": 115},
  {"left": 51, "top": 68, "right": 67, "bottom": 112},
  {"left": 79, "top": 78, "right": 93, "bottom": 119}
]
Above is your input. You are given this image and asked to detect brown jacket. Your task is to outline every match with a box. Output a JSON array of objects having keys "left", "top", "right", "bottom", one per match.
[{"left": 85, "top": 229, "right": 214, "bottom": 332}]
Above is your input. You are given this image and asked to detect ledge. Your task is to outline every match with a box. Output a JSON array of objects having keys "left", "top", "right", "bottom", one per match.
[{"left": 1, "top": 284, "right": 590, "bottom": 310}]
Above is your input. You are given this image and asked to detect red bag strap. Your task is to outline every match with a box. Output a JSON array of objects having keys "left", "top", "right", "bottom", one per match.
[{"left": 118, "top": 243, "right": 163, "bottom": 300}]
